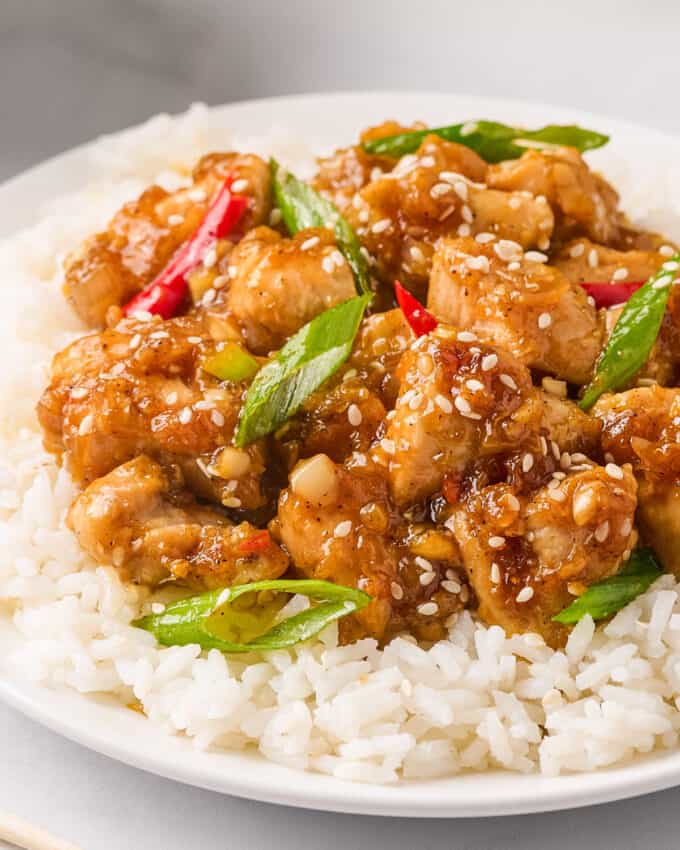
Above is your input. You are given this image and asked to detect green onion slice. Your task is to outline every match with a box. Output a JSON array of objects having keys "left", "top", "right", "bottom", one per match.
[
  {"left": 134, "top": 579, "right": 371, "bottom": 653},
  {"left": 234, "top": 294, "right": 369, "bottom": 447},
  {"left": 362, "top": 120, "right": 609, "bottom": 163}
]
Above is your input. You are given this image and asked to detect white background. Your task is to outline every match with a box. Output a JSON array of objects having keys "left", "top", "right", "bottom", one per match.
[{"left": 2, "top": 0, "right": 680, "bottom": 847}]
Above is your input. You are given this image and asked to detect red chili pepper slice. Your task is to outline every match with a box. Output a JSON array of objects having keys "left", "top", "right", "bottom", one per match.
[
  {"left": 394, "top": 280, "right": 438, "bottom": 336},
  {"left": 580, "top": 281, "right": 644, "bottom": 309},
  {"left": 238, "top": 530, "right": 271, "bottom": 554},
  {"left": 123, "top": 181, "right": 249, "bottom": 319}
]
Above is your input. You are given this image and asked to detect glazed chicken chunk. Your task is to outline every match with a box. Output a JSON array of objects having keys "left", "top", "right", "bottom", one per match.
[
  {"left": 450, "top": 462, "right": 638, "bottom": 645},
  {"left": 336, "top": 135, "right": 552, "bottom": 289},
  {"left": 486, "top": 147, "right": 622, "bottom": 245},
  {"left": 274, "top": 455, "right": 466, "bottom": 643},
  {"left": 218, "top": 226, "right": 356, "bottom": 354},
  {"left": 63, "top": 152, "right": 271, "bottom": 327},
  {"left": 37, "top": 312, "right": 271, "bottom": 510},
  {"left": 594, "top": 387, "right": 680, "bottom": 575},
  {"left": 68, "top": 456, "right": 288, "bottom": 589},
  {"left": 428, "top": 236, "right": 601, "bottom": 384}
]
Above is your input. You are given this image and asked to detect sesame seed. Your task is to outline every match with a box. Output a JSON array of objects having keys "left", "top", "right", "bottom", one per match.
[
  {"left": 560, "top": 452, "right": 572, "bottom": 470},
  {"left": 223, "top": 496, "right": 242, "bottom": 509},
  {"left": 612, "top": 267, "right": 629, "bottom": 281},
  {"left": 187, "top": 336, "right": 202, "bottom": 345},
  {"left": 179, "top": 407, "right": 193, "bottom": 425},
  {"left": 188, "top": 188, "right": 207, "bottom": 202},
  {"left": 165, "top": 391, "right": 178, "bottom": 405},
  {"left": 457, "top": 331, "right": 478, "bottom": 342},
  {"left": 211, "top": 409, "right": 225, "bottom": 427},
  {"left": 168, "top": 213, "right": 184, "bottom": 226},
  {"left": 453, "top": 181, "right": 468, "bottom": 201},
  {"left": 391, "top": 582, "right": 404, "bottom": 600},
  {"left": 461, "top": 205, "right": 474, "bottom": 223},
  {"left": 490, "top": 563, "right": 501, "bottom": 584},
  {"left": 417, "top": 602, "right": 439, "bottom": 616},
  {"left": 415, "top": 556, "right": 433, "bottom": 571},
  {"left": 228, "top": 265, "right": 238, "bottom": 279},
  {"left": 620, "top": 517, "right": 633, "bottom": 537},
  {"left": 595, "top": 520, "right": 610, "bottom": 543},
  {"left": 538, "top": 236, "right": 551, "bottom": 251},
  {"left": 457, "top": 223, "right": 471, "bottom": 237},
  {"left": 494, "top": 240, "right": 522, "bottom": 262},
  {"left": 454, "top": 395, "right": 472, "bottom": 415},
  {"left": 71, "top": 387, "right": 88, "bottom": 400},
  {"left": 499, "top": 373, "right": 518, "bottom": 391},
  {"left": 435, "top": 394, "right": 453, "bottom": 413},
  {"left": 334, "top": 520, "right": 352, "bottom": 538},
  {"left": 321, "top": 255, "right": 335, "bottom": 274},
  {"left": 465, "top": 379, "right": 485, "bottom": 392},
  {"left": 430, "top": 182, "right": 454, "bottom": 198},
  {"left": 230, "top": 178, "right": 249, "bottom": 193},
  {"left": 150, "top": 330, "right": 170, "bottom": 340},
  {"left": 203, "top": 246, "right": 217, "bottom": 268},
  {"left": 660, "top": 245, "right": 675, "bottom": 257},
  {"left": 508, "top": 197, "right": 521, "bottom": 210},
  {"left": 202, "top": 289, "right": 217, "bottom": 306},
  {"left": 538, "top": 312, "right": 552, "bottom": 329},
  {"left": 269, "top": 208, "right": 282, "bottom": 226},
  {"left": 516, "top": 587, "right": 534, "bottom": 603},
  {"left": 550, "top": 489, "right": 567, "bottom": 503},
  {"left": 588, "top": 248, "right": 599, "bottom": 268},
  {"left": 522, "top": 453, "right": 534, "bottom": 473},
  {"left": 419, "top": 571, "right": 436, "bottom": 586},
  {"left": 570, "top": 242, "right": 585, "bottom": 258},
  {"left": 475, "top": 232, "right": 495, "bottom": 244},
  {"left": 380, "top": 438, "right": 396, "bottom": 455},
  {"left": 605, "top": 462, "right": 624, "bottom": 480},
  {"left": 151, "top": 602, "right": 166, "bottom": 614},
  {"left": 663, "top": 260, "right": 680, "bottom": 272},
  {"left": 410, "top": 245, "right": 425, "bottom": 262},
  {"left": 466, "top": 255, "right": 490, "bottom": 273},
  {"left": 371, "top": 218, "right": 391, "bottom": 234},
  {"left": 481, "top": 353, "right": 498, "bottom": 371},
  {"left": 539, "top": 436, "right": 548, "bottom": 455},
  {"left": 525, "top": 251, "right": 548, "bottom": 263},
  {"left": 347, "top": 404, "right": 363, "bottom": 426},
  {"left": 301, "top": 236, "right": 320, "bottom": 251},
  {"left": 78, "top": 414, "right": 94, "bottom": 436},
  {"left": 503, "top": 493, "right": 521, "bottom": 512},
  {"left": 653, "top": 274, "right": 673, "bottom": 290},
  {"left": 489, "top": 536, "right": 506, "bottom": 549},
  {"left": 129, "top": 334, "right": 142, "bottom": 350}
]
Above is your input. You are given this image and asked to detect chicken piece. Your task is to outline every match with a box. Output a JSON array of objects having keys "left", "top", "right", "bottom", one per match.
[
  {"left": 37, "top": 312, "right": 271, "bottom": 510},
  {"left": 343, "top": 135, "right": 552, "bottom": 290},
  {"left": 68, "top": 456, "right": 287, "bottom": 589},
  {"left": 381, "top": 328, "right": 602, "bottom": 507},
  {"left": 312, "top": 120, "right": 415, "bottom": 212},
  {"left": 348, "top": 308, "right": 414, "bottom": 406},
  {"left": 219, "top": 226, "right": 356, "bottom": 354},
  {"left": 428, "top": 237, "right": 601, "bottom": 384},
  {"left": 276, "top": 375, "right": 386, "bottom": 469},
  {"left": 63, "top": 152, "right": 271, "bottom": 327},
  {"left": 487, "top": 147, "right": 622, "bottom": 245},
  {"left": 450, "top": 462, "right": 638, "bottom": 645},
  {"left": 381, "top": 330, "right": 530, "bottom": 506},
  {"left": 554, "top": 238, "right": 669, "bottom": 286},
  {"left": 274, "top": 455, "right": 465, "bottom": 643},
  {"left": 594, "top": 387, "right": 680, "bottom": 574}
]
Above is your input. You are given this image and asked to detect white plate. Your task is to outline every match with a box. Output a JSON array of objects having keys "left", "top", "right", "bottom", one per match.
[{"left": 1, "top": 91, "right": 680, "bottom": 817}]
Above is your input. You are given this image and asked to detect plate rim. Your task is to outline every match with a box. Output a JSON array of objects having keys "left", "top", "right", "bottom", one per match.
[{"left": 1, "top": 90, "right": 680, "bottom": 817}]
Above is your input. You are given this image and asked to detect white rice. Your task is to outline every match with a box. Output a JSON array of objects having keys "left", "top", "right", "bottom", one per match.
[{"left": 1, "top": 103, "right": 680, "bottom": 783}]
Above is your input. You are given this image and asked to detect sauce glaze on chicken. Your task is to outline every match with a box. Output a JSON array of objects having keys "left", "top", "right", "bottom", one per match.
[{"left": 37, "top": 122, "right": 680, "bottom": 647}]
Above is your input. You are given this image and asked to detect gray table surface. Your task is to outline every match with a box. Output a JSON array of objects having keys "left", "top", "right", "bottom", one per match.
[{"left": 2, "top": 0, "right": 680, "bottom": 847}]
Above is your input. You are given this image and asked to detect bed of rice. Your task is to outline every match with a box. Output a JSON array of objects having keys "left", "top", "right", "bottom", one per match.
[{"left": 1, "top": 103, "right": 680, "bottom": 784}]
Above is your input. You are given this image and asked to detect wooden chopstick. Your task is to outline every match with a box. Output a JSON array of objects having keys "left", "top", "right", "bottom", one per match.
[{"left": 0, "top": 812, "right": 82, "bottom": 850}]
